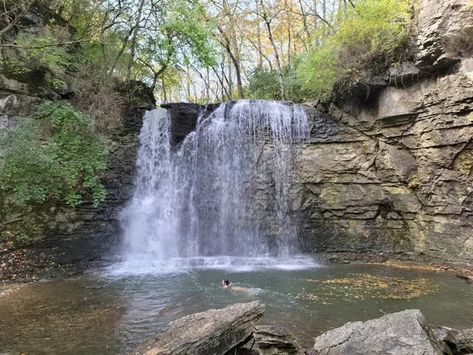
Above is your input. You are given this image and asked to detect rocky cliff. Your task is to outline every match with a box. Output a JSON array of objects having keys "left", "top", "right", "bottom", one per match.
[{"left": 294, "top": 0, "right": 473, "bottom": 262}]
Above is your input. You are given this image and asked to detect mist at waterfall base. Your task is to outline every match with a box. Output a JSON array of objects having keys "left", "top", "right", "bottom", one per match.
[{"left": 111, "top": 100, "right": 317, "bottom": 275}]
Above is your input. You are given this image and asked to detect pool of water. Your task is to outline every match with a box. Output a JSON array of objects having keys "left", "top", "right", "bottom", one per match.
[{"left": 1, "top": 257, "right": 472, "bottom": 354}]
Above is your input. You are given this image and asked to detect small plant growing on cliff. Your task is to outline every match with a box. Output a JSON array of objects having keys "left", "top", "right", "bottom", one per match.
[
  {"left": 297, "top": 0, "right": 411, "bottom": 99},
  {"left": 0, "top": 102, "right": 107, "bottom": 207}
]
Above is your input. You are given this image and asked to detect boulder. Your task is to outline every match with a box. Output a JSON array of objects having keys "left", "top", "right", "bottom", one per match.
[
  {"left": 138, "top": 301, "right": 265, "bottom": 355},
  {"left": 312, "top": 309, "right": 442, "bottom": 355},
  {"left": 253, "top": 325, "right": 302, "bottom": 355},
  {"left": 432, "top": 326, "right": 473, "bottom": 354}
]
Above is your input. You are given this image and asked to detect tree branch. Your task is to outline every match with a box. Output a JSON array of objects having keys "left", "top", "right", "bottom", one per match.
[{"left": 0, "top": 0, "right": 36, "bottom": 36}]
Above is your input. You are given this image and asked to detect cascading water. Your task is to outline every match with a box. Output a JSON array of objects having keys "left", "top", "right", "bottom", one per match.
[{"left": 112, "top": 100, "right": 316, "bottom": 274}]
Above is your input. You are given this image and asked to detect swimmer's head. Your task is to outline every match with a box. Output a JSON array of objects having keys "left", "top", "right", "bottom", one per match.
[{"left": 222, "top": 279, "right": 231, "bottom": 287}]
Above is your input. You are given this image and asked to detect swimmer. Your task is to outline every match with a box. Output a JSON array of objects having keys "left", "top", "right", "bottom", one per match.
[
  {"left": 221, "top": 279, "right": 250, "bottom": 292},
  {"left": 222, "top": 279, "right": 231, "bottom": 288}
]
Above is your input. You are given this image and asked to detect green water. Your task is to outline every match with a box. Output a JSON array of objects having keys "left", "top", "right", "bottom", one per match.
[{"left": 1, "top": 263, "right": 472, "bottom": 354}]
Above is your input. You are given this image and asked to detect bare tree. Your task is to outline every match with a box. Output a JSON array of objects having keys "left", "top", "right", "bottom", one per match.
[{"left": 258, "top": 0, "right": 285, "bottom": 99}]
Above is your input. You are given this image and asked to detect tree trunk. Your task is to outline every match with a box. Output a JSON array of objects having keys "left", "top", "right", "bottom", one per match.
[
  {"left": 255, "top": 0, "right": 263, "bottom": 68},
  {"left": 260, "top": 1, "right": 285, "bottom": 99},
  {"left": 125, "top": 0, "right": 146, "bottom": 82}
]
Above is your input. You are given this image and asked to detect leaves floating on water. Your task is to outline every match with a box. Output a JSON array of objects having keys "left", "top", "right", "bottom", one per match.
[{"left": 295, "top": 273, "right": 439, "bottom": 304}]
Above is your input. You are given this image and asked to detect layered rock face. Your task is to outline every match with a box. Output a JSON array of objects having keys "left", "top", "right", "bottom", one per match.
[{"left": 294, "top": 0, "right": 473, "bottom": 262}]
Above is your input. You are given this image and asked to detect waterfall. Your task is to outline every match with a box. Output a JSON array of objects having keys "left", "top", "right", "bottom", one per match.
[{"left": 113, "top": 100, "right": 316, "bottom": 274}]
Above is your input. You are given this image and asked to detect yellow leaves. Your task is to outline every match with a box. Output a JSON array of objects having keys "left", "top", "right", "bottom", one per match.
[
  {"left": 371, "top": 260, "right": 448, "bottom": 272},
  {"left": 295, "top": 273, "right": 439, "bottom": 305}
]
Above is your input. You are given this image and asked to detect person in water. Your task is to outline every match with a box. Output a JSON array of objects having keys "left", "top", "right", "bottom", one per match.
[
  {"left": 222, "top": 279, "right": 231, "bottom": 288},
  {"left": 221, "top": 279, "right": 249, "bottom": 292}
]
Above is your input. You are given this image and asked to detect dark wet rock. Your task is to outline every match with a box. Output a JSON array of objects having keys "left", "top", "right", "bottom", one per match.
[
  {"left": 253, "top": 325, "right": 302, "bottom": 355},
  {"left": 137, "top": 301, "right": 264, "bottom": 355},
  {"left": 312, "top": 309, "right": 442, "bottom": 355},
  {"left": 433, "top": 326, "right": 473, "bottom": 354},
  {"left": 161, "top": 102, "right": 219, "bottom": 146}
]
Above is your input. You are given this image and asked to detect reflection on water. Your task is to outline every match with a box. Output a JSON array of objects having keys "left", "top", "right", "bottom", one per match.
[{"left": 1, "top": 263, "right": 472, "bottom": 354}]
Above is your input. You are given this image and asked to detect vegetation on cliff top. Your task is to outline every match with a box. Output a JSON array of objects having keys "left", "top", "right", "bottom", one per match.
[
  {"left": 2, "top": 0, "right": 412, "bottom": 104},
  {"left": 297, "top": 0, "right": 411, "bottom": 100}
]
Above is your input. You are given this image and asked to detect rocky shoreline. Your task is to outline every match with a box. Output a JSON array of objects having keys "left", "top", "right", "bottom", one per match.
[{"left": 137, "top": 302, "right": 473, "bottom": 355}]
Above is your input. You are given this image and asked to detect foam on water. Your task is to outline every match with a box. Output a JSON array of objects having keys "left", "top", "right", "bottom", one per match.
[{"left": 108, "top": 255, "right": 318, "bottom": 276}]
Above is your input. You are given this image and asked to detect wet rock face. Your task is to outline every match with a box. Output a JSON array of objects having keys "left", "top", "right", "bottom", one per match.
[
  {"left": 312, "top": 309, "right": 442, "bottom": 355},
  {"left": 161, "top": 103, "right": 220, "bottom": 146},
  {"left": 138, "top": 301, "right": 264, "bottom": 355}
]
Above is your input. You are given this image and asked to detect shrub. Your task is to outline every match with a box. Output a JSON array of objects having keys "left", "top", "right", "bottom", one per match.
[
  {"left": 69, "top": 62, "right": 125, "bottom": 133},
  {"left": 0, "top": 102, "right": 107, "bottom": 207},
  {"left": 247, "top": 66, "right": 281, "bottom": 100},
  {"left": 247, "top": 64, "right": 309, "bottom": 102},
  {"left": 297, "top": 0, "right": 411, "bottom": 100}
]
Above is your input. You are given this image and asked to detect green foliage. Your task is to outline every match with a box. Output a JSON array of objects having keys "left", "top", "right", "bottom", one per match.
[
  {"left": 0, "top": 102, "right": 107, "bottom": 207},
  {"left": 247, "top": 64, "right": 308, "bottom": 102},
  {"left": 165, "top": 0, "right": 216, "bottom": 67},
  {"left": 297, "top": 0, "right": 411, "bottom": 99},
  {"left": 247, "top": 67, "right": 281, "bottom": 100},
  {"left": 3, "top": 32, "right": 71, "bottom": 89}
]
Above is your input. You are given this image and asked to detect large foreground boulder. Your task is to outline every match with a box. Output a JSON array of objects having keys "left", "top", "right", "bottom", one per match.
[
  {"left": 138, "top": 301, "right": 265, "bottom": 355},
  {"left": 312, "top": 309, "right": 442, "bottom": 355}
]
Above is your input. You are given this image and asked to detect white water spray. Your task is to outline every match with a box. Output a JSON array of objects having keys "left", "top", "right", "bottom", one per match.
[{"left": 113, "top": 100, "right": 316, "bottom": 274}]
